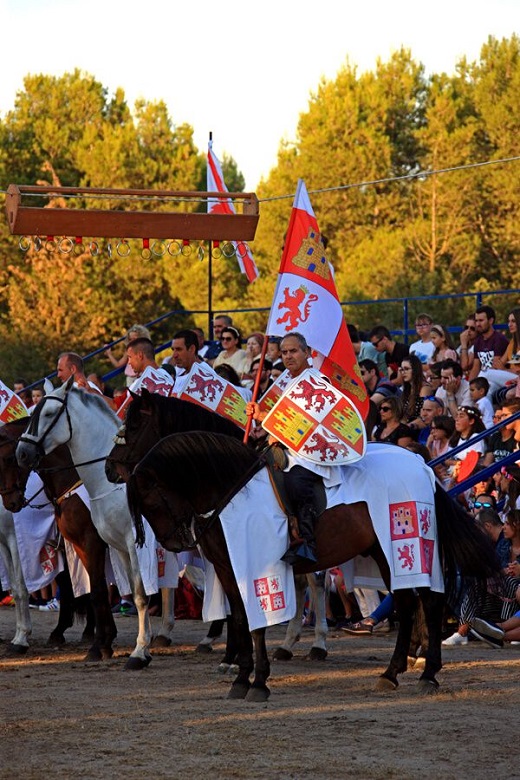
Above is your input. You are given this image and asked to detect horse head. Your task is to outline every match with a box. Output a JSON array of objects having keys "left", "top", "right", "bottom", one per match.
[
  {"left": 105, "top": 390, "right": 162, "bottom": 483},
  {"left": 16, "top": 378, "right": 73, "bottom": 470},
  {"left": 0, "top": 419, "right": 31, "bottom": 512}
]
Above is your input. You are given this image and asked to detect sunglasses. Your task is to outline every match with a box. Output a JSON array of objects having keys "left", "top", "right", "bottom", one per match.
[
  {"left": 473, "top": 501, "right": 493, "bottom": 508},
  {"left": 380, "top": 406, "right": 391, "bottom": 412},
  {"left": 466, "top": 326, "right": 476, "bottom": 331},
  {"left": 371, "top": 337, "right": 384, "bottom": 346},
  {"left": 221, "top": 336, "right": 234, "bottom": 342}
]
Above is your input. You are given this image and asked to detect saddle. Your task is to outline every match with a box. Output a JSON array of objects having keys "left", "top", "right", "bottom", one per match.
[{"left": 263, "top": 444, "right": 326, "bottom": 543}]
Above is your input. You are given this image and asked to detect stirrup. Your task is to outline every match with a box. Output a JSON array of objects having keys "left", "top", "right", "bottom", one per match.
[{"left": 281, "top": 542, "right": 317, "bottom": 566}]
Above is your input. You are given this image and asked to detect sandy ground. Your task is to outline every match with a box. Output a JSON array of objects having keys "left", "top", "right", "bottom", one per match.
[{"left": 0, "top": 607, "right": 519, "bottom": 780}]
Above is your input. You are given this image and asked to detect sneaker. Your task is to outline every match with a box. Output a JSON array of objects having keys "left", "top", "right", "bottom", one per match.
[
  {"left": 373, "top": 619, "right": 391, "bottom": 634},
  {"left": 342, "top": 619, "right": 375, "bottom": 635},
  {"left": 0, "top": 594, "right": 15, "bottom": 607},
  {"left": 442, "top": 631, "right": 468, "bottom": 646},
  {"left": 122, "top": 604, "right": 138, "bottom": 616},
  {"left": 39, "top": 597, "right": 60, "bottom": 611},
  {"left": 470, "top": 617, "right": 505, "bottom": 642},
  {"left": 469, "top": 628, "right": 503, "bottom": 649},
  {"left": 112, "top": 600, "right": 133, "bottom": 615}
]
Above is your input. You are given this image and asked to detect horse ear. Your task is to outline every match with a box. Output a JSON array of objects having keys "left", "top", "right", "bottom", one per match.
[
  {"left": 129, "top": 390, "right": 140, "bottom": 400},
  {"left": 139, "top": 388, "right": 152, "bottom": 407}
]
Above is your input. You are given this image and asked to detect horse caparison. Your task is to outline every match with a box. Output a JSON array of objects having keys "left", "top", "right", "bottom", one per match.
[{"left": 126, "top": 430, "right": 500, "bottom": 701}]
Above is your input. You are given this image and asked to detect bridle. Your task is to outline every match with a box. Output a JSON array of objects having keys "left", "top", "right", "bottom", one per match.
[
  {"left": 18, "top": 394, "right": 73, "bottom": 462},
  {"left": 107, "top": 406, "right": 161, "bottom": 472}
]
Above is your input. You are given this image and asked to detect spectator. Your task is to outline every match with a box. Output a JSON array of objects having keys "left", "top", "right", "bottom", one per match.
[
  {"left": 496, "top": 351, "right": 520, "bottom": 403},
  {"left": 482, "top": 408, "right": 517, "bottom": 466},
  {"left": 214, "top": 363, "right": 252, "bottom": 402},
  {"left": 242, "top": 332, "right": 265, "bottom": 387},
  {"left": 494, "top": 307, "right": 520, "bottom": 368},
  {"left": 429, "top": 324, "right": 458, "bottom": 366},
  {"left": 399, "top": 354, "right": 430, "bottom": 432},
  {"left": 213, "top": 326, "right": 249, "bottom": 379},
  {"left": 436, "top": 359, "right": 472, "bottom": 418},
  {"left": 104, "top": 324, "right": 152, "bottom": 387},
  {"left": 368, "top": 325, "right": 409, "bottom": 383},
  {"left": 13, "top": 378, "right": 33, "bottom": 408},
  {"left": 425, "top": 361, "right": 443, "bottom": 396},
  {"left": 457, "top": 314, "right": 477, "bottom": 374},
  {"left": 359, "top": 358, "right": 398, "bottom": 407},
  {"left": 271, "top": 360, "right": 285, "bottom": 380},
  {"left": 205, "top": 314, "right": 233, "bottom": 364},
  {"left": 426, "top": 414, "right": 455, "bottom": 467},
  {"left": 266, "top": 336, "right": 282, "bottom": 365},
  {"left": 348, "top": 323, "right": 387, "bottom": 377},
  {"left": 192, "top": 327, "right": 210, "bottom": 360},
  {"left": 417, "top": 396, "right": 446, "bottom": 445},
  {"left": 249, "top": 356, "right": 274, "bottom": 399},
  {"left": 468, "top": 305, "right": 514, "bottom": 395},
  {"left": 444, "top": 405, "right": 487, "bottom": 487},
  {"left": 30, "top": 384, "right": 45, "bottom": 406},
  {"left": 469, "top": 377, "right": 494, "bottom": 428},
  {"left": 409, "top": 313, "right": 435, "bottom": 369},
  {"left": 372, "top": 395, "right": 414, "bottom": 447},
  {"left": 503, "top": 398, "right": 520, "bottom": 446}
]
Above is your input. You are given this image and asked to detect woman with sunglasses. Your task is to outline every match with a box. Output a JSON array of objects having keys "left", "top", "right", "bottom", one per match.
[
  {"left": 213, "top": 326, "right": 250, "bottom": 379},
  {"left": 399, "top": 355, "right": 431, "bottom": 430},
  {"left": 428, "top": 324, "right": 458, "bottom": 366},
  {"left": 373, "top": 396, "right": 414, "bottom": 448}
]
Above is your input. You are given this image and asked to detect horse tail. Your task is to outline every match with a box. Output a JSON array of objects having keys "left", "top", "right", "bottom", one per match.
[
  {"left": 434, "top": 485, "right": 500, "bottom": 602},
  {"left": 126, "top": 473, "right": 146, "bottom": 547}
]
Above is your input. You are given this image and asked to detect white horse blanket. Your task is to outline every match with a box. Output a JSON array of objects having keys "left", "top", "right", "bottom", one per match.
[{"left": 202, "top": 443, "right": 443, "bottom": 630}]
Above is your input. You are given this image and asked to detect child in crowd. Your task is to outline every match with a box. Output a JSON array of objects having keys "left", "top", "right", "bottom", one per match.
[{"left": 469, "top": 377, "right": 494, "bottom": 428}]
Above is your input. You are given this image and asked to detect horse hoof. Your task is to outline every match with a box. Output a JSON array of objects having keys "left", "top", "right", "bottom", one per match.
[
  {"left": 7, "top": 643, "right": 29, "bottom": 655},
  {"left": 305, "top": 647, "right": 328, "bottom": 661},
  {"left": 196, "top": 643, "right": 214, "bottom": 654},
  {"left": 47, "top": 634, "right": 66, "bottom": 647},
  {"left": 101, "top": 648, "right": 114, "bottom": 661},
  {"left": 227, "top": 682, "right": 250, "bottom": 699},
  {"left": 151, "top": 635, "right": 171, "bottom": 648},
  {"left": 272, "top": 647, "right": 293, "bottom": 661},
  {"left": 245, "top": 685, "right": 270, "bottom": 703},
  {"left": 376, "top": 674, "right": 398, "bottom": 691},
  {"left": 418, "top": 678, "right": 439, "bottom": 695},
  {"left": 124, "top": 655, "right": 152, "bottom": 671},
  {"left": 84, "top": 648, "right": 103, "bottom": 662}
]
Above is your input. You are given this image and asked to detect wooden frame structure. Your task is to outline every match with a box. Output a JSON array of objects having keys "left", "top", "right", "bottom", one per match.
[{"left": 5, "top": 184, "right": 260, "bottom": 240}]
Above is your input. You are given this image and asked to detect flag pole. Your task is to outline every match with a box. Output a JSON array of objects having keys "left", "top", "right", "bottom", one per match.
[
  {"left": 243, "top": 334, "right": 269, "bottom": 443},
  {"left": 207, "top": 131, "right": 213, "bottom": 340}
]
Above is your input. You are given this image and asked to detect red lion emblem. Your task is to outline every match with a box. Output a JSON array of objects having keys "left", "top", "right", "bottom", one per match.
[
  {"left": 302, "top": 431, "right": 349, "bottom": 462},
  {"left": 188, "top": 374, "right": 224, "bottom": 402},
  {"left": 397, "top": 544, "right": 415, "bottom": 571},
  {"left": 419, "top": 507, "right": 431, "bottom": 535},
  {"left": 289, "top": 378, "right": 335, "bottom": 412},
  {"left": 140, "top": 377, "right": 173, "bottom": 397},
  {"left": 276, "top": 285, "right": 318, "bottom": 331}
]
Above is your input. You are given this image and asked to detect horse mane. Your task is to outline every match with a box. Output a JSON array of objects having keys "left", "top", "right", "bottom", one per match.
[
  {"left": 126, "top": 392, "right": 244, "bottom": 439},
  {"left": 137, "top": 430, "right": 260, "bottom": 496},
  {"left": 69, "top": 387, "right": 120, "bottom": 426}
]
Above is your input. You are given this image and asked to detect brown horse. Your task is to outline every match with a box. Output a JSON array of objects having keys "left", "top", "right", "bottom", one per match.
[
  {"left": 125, "top": 430, "right": 499, "bottom": 702},
  {"left": 0, "top": 418, "right": 116, "bottom": 660}
]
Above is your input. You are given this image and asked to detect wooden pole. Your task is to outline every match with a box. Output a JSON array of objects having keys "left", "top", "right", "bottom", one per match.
[{"left": 243, "top": 335, "right": 269, "bottom": 443}]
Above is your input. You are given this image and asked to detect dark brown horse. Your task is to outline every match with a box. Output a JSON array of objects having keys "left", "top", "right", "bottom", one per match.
[
  {"left": 125, "top": 430, "right": 499, "bottom": 702},
  {"left": 0, "top": 418, "right": 116, "bottom": 660}
]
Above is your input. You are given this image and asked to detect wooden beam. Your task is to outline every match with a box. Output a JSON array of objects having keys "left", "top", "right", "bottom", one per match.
[{"left": 5, "top": 185, "right": 260, "bottom": 241}]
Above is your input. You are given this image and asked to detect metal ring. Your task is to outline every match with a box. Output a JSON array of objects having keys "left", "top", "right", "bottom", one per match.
[
  {"left": 141, "top": 248, "right": 152, "bottom": 260},
  {"left": 117, "top": 240, "right": 131, "bottom": 257},
  {"left": 167, "top": 240, "right": 182, "bottom": 257},
  {"left": 151, "top": 240, "right": 166, "bottom": 257},
  {"left": 89, "top": 241, "right": 99, "bottom": 256},
  {"left": 74, "top": 242, "right": 85, "bottom": 256},
  {"left": 107, "top": 242, "right": 113, "bottom": 259},
  {"left": 212, "top": 246, "right": 222, "bottom": 259},
  {"left": 59, "top": 237, "right": 74, "bottom": 254},
  {"left": 222, "top": 242, "right": 236, "bottom": 258},
  {"left": 19, "top": 236, "right": 31, "bottom": 252},
  {"left": 33, "top": 236, "right": 42, "bottom": 252},
  {"left": 197, "top": 244, "right": 205, "bottom": 261},
  {"left": 45, "top": 239, "right": 57, "bottom": 252},
  {"left": 181, "top": 243, "right": 192, "bottom": 257}
]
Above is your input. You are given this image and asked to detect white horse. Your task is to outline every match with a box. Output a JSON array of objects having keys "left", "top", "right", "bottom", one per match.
[
  {"left": 0, "top": 504, "right": 31, "bottom": 652},
  {"left": 16, "top": 380, "right": 175, "bottom": 670}
]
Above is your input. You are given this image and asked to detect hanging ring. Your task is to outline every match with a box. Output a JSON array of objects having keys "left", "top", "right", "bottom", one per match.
[
  {"left": 197, "top": 244, "right": 205, "bottom": 261},
  {"left": 19, "top": 236, "right": 31, "bottom": 252},
  {"left": 107, "top": 242, "right": 113, "bottom": 259},
  {"left": 167, "top": 240, "right": 182, "bottom": 257},
  {"left": 141, "top": 248, "right": 152, "bottom": 260},
  {"left": 33, "top": 236, "right": 42, "bottom": 252},
  {"left": 222, "top": 242, "right": 236, "bottom": 258},
  {"left": 74, "top": 237, "right": 85, "bottom": 256},
  {"left": 59, "top": 237, "right": 74, "bottom": 254},
  {"left": 117, "top": 239, "right": 131, "bottom": 257},
  {"left": 89, "top": 241, "right": 99, "bottom": 256},
  {"left": 181, "top": 240, "right": 191, "bottom": 257},
  {"left": 151, "top": 240, "right": 166, "bottom": 257},
  {"left": 45, "top": 237, "right": 57, "bottom": 252}
]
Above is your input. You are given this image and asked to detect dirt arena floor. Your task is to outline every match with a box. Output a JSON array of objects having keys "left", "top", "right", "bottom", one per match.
[{"left": 0, "top": 607, "right": 518, "bottom": 780}]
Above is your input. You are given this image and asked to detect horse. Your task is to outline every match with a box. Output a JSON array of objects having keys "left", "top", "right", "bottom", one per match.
[
  {"left": 15, "top": 380, "right": 176, "bottom": 670},
  {"left": 106, "top": 390, "right": 329, "bottom": 662},
  {"left": 0, "top": 502, "right": 32, "bottom": 653},
  {"left": 125, "top": 430, "right": 499, "bottom": 702},
  {"left": 0, "top": 417, "right": 115, "bottom": 659}
]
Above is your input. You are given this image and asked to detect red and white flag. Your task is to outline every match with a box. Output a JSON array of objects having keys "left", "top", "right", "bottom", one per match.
[
  {"left": 116, "top": 366, "right": 175, "bottom": 420},
  {"left": 266, "top": 179, "right": 369, "bottom": 420},
  {"left": 207, "top": 140, "right": 259, "bottom": 283},
  {"left": 0, "top": 379, "right": 29, "bottom": 424},
  {"left": 176, "top": 362, "right": 248, "bottom": 430}
]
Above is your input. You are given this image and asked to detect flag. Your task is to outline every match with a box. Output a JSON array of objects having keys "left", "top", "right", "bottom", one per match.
[
  {"left": 266, "top": 179, "right": 369, "bottom": 420},
  {"left": 0, "top": 379, "right": 29, "bottom": 424},
  {"left": 116, "top": 366, "right": 175, "bottom": 420},
  {"left": 176, "top": 362, "right": 248, "bottom": 430},
  {"left": 207, "top": 140, "right": 259, "bottom": 283}
]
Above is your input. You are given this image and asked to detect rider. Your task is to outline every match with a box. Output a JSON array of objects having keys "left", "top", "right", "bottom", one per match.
[{"left": 246, "top": 331, "right": 341, "bottom": 566}]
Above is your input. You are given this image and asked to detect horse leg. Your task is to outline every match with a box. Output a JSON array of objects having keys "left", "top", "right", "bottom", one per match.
[
  {"left": 306, "top": 571, "right": 328, "bottom": 661},
  {"left": 47, "top": 568, "right": 74, "bottom": 647},
  {"left": 416, "top": 589, "right": 444, "bottom": 693},
  {"left": 246, "top": 628, "right": 270, "bottom": 702},
  {"left": 225, "top": 599, "right": 255, "bottom": 700},
  {"left": 378, "top": 589, "right": 416, "bottom": 690},
  {"left": 150, "top": 587, "right": 175, "bottom": 648},
  {"left": 124, "top": 546, "right": 152, "bottom": 670},
  {"left": 1, "top": 530, "right": 32, "bottom": 654},
  {"left": 273, "top": 572, "right": 307, "bottom": 661}
]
